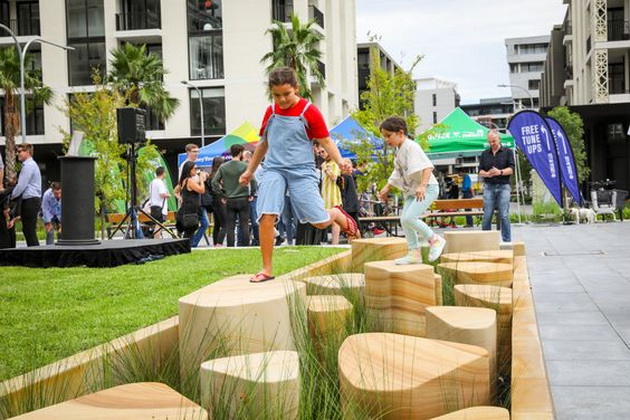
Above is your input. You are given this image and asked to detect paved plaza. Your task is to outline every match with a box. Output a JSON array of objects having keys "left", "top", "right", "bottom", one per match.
[{"left": 517, "top": 221, "right": 630, "bottom": 420}]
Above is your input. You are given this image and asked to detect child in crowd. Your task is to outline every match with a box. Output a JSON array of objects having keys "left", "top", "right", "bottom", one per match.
[
  {"left": 239, "top": 67, "right": 359, "bottom": 283},
  {"left": 378, "top": 116, "right": 446, "bottom": 264},
  {"left": 319, "top": 146, "right": 343, "bottom": 245}
]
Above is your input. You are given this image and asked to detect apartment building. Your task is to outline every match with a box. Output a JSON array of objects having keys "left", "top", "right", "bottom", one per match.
[
  {"left": 540, "top": 0, "right": 630, "bottom": 191},
  {"left": 0, "top": 0, "right": 358, "bottom": 178},
  {"left": 505, "top": 35, "right": 550, "bottom": 109},
  {"left": 461, "top": 97, "right": 514, "bottom": 131},
  {"left": 414, "top": 77, "right": 460, "bottom": 133}
]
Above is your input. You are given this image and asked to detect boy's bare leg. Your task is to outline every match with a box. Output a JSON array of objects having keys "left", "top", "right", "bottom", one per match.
[
  {"left": 258, "top": 214, "right": 277, "bottom": 275},
  {"left": 331, "top": 222, "right": 341, "bottom": 245}
]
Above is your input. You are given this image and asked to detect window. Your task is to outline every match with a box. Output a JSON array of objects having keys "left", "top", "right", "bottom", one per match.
[
  {"left": 67, "top": 0, "right": 106, "bottom": 86},
  {"left": 528, "top": 79, "right": 541, "bottom": 90},
  {"left": 0, "top": 96, "right": 45, "bottom": 136},
  {"left": 189, "top": 33, "right": 223, "bottom": 79},
  {"left": 432, "top": 94, "right": 437, "bottom": 107},
  {"left": 189, "top": 87, "right": 226, "bottom": 136},
  {"left": 0, "top": 1, "right": 9, "bottom": 28},
  {"left": 510, "top": 63, "right": 519, "bottom": 73},
  {"left": 272, "top": 0, "right": 293, "bottom": 22},
  {"left": 432, "top": 112, "right": 437, "bottom": 124},
  {"left": 517, "top": 43, "right": 548, "bottom": 55},
  {"left": 606, "top": 123, "right": 625, "bottom": 143},
  {"left": 609, "top": 63, "right": 625, "bottom": 94},
  {"left": 187, "top": 0, "right": 223, "bottom": 80},
  {"left": 521, "top": 62, "right": 544, "bottom": 73},
  {"left": 17, "top": 1, "right": 40, "bottom": 36},
  {"left": 117, "top": 0, "right": 160, "bottom": 31}
]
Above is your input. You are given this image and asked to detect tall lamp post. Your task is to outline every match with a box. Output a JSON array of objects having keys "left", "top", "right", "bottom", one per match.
[
  {"left": 0, "top": 24, "right": 74, "bottom": 143},
  {"left": 497, "top": 83, "right": 534, "bottom": 109},
  {"left": 181, "top": 81, "right": 205, "bottom": 147}
]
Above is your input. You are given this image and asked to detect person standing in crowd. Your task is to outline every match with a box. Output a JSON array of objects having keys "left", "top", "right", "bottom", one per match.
[
  {"left": 176, "top": 143, "right": 209, "bottom": 247},
  {"left": 0, "top": 181, "right": 19, "bottom": 249},
  {"left": 0, "top": 152, "right": 4, "bottom": 190},
  {"left": 340, "top": 158, "right": 360, "bottom": 229},
  {"left": 479, "top": 130, "right": 514, "bottom": 242},
  {"left": 175, "top": 161, "right": 206, "bottom": 242},
  {"left": 11, "top": 143, "right": 42, "bottom": 247},
  {"left": 319, "top": 146, "right": 343, "bottom": 245},
  {"left": 459, "top": 168, "right": 474, "bottom": 227},
  {"left": 239, "top": 67, "right": 359, "bottom": 283},
  {"left": 41, "top": 182, "right": 62, "bottom": 245},
  {"left": 148, "top": 167, "right": 170, "bottom": 238},
  {"left": 241, "top": 150, "right": 259, "bottom": 246},
  {"left": 207, "top": 156, "right": 226, "bottom": 246},
  {"left": 212, "top": 144, "right": 254, "bottom": 247},
  {"left": 378, "top": 116, "right": 446, "bottom": 264}
]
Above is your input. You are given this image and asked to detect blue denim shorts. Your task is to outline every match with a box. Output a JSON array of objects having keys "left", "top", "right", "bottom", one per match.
[{"left": 256, "top": 167, "right": 329, "bottom": 224}]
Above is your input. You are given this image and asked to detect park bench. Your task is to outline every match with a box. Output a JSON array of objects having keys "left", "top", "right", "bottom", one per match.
[{"left": 358, "top": 198, "right": 485, "bottom": 236}]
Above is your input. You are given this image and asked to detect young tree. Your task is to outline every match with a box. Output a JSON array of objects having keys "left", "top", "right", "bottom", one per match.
[
  {"left": 547, "top": 106, "right": 590, "bottom": 183},
  {"left": 108, "top": 43, "right": 179, "bottom": 121},
  {"left": 347, "top": 44, "right": 423, "bottom": 193},
  {"left": 0, "top": 47, "right": 52, "bottom": 182},
  {"left": 261, "top": 14, "right": 324, "bottom": 100}
]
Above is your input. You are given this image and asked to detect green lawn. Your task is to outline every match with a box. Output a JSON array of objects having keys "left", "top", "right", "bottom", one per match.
[{"left": 0, "top": 246, "right": 345, "bottom": 382}]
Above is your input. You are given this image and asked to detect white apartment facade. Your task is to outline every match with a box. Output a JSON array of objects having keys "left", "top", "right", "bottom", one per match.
[
  {"left": 0, "top": 0, "right": 358, "bottom": 168},
  {"left": 414, "top": 77, "right": 460, "bottom": 133},
  {"left": 504, "top": 35, "right": 550, "bottom": 109}
]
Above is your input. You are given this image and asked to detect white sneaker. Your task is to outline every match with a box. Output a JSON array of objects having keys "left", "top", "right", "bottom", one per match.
[
  {"left": 395, "top": 251, "right": 422, "bottom": 265},
  {"left": 428, "top": 235, "right": 446, "bottom": 262}
]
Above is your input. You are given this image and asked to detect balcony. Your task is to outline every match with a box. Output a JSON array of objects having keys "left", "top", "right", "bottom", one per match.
[
  {"left": 608, "top": 19, "right": 630, "bottom": 41},
  {"left": 116, "top": 10, "right": 161, "bottom": 31},
  {"left": 309, "top": 5, "right": 324, "bottom": 29}
]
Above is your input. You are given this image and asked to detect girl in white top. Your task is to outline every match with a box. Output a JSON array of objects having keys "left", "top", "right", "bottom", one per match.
[{"left": 378, "top": 116, "right": 446, "bottom": 264}]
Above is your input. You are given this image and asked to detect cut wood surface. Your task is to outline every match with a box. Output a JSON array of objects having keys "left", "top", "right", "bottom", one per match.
[
  {"left": 440, "top": 250, "right": 514, "bottom": 266},
  {"left": 429, "top": 406, "right": 509, "bottom": 419},
  {"left": 307, "top": 295, "right": 353, "bottom": 341},
  {"left": 200, "top": 351, "right": 300, "bottom": 419},
  {"left": 364, "top": 260, "right": 437, "bottom": 336},
  {"left": 350, "top": 237, "right": 408, "bottom": 272},
  {"left": 178, "top": 275, "right": 305, "bottom": 378},
  {"left": 302, "top": 273, "right": 365, "bottom": 296},
  {"left": 339, "top": 333, "right": 490, "bottom": 419},
  {"left": 443, "top": 231, "right": 501, "bottom": 254},
  {"left": 11, "top": 382, "right": 207, "bottom": 420},
  {"left": 438, "top": 262, "right": 513, "bottom": 288}
]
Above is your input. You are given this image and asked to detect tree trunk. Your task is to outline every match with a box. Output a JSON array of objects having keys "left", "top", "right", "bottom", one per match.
[{"left": 3, "top": 90, "right": 20, "bottom": 184}]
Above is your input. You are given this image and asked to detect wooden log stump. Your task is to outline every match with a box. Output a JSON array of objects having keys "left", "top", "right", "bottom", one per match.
[
  {"left": 351, "top": 237, "right": 408, "bottom": 272},
  {"left": 454, "top": 285, "right": 513, "bottom": 379},
  {"left": 443, "top": 231, "right": 500, "bottom": 254},
  {"left": 438, "top": 262, "right": 513, "bottom": 288},
  {"left": 11, "top": 382, "right": 207, "bottom": 420},
  {"left": 178, "top": 275, "right": 305, "bottom": 380},
  {"left": 200, "top": 351, "right": 300, "bottom": 419},
  {"left": 302, "top": 273, "right": 364, "bottom": 296},
  {"left": 426, "top": 306, "right": 497, "bottom": 397},
  {"left": 338, "top": 333, "right": 490, "bottom": 419},
  {"left": 307, "top": 295, "right": 353, "bottom": 341},
  {"left": 364, "top": 261, "right": 437, "bottom": 336},
  {"left": 429, "top": 406, "right": 509, "bottom": 419},
  {"left": 434, "top": 273, "right": 443, "bottom": 306},
  {"left": 440, "top": 250, "right": 514, "bottom": 266}
]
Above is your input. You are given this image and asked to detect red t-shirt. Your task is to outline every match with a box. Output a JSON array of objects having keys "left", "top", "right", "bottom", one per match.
[{"left": 259, "top": 98, "right": 330, "bottom": 140}]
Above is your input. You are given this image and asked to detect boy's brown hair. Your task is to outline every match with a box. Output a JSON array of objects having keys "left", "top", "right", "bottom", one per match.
[
  {"left": 379, "top": 116, "right": 408, "bottom": 136},
  {"left": 268, "top": 67, "right": 299, "bottom": 89}
]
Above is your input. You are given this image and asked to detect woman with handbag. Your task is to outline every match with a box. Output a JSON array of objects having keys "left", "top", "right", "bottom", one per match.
[{"left": 175, "top": 161, "right": 206, "bottom": 242}]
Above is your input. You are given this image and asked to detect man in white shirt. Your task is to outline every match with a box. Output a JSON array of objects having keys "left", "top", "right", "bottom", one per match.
[{"left": 149, "top": 166, "right": 170, "bottom": 238}]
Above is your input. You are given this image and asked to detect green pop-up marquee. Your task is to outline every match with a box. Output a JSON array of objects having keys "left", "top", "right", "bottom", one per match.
[{"left": 425, "top": 107, "right": 514, "bottom": 159}]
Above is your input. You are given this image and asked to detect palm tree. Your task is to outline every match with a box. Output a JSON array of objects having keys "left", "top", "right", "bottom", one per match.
[
  {"left": 107, "top": 43, "right": 179, "bottom": 121},
  {"left": 261, "top": 14, "right": 325, "bottom": 100},
  {"left": 0, "top": 47, "right": 52, "bottom": 182}
]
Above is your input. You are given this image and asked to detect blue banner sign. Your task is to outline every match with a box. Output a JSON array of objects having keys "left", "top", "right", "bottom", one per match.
[
  {"left": 507, "top": 110, "right": 562, "bottom": 206},
  {"left": 546, "top": 117, "right": 582, "bottom": 206}
]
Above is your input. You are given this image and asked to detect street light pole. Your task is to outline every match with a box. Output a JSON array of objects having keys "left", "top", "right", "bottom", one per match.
[
  {"left": 20, "top": 37, "right": 74, "bottom": 143},
  {"left": 181, "top": 81, "right": 205, "bottom": 147},
  {"left": 497, "top": 84, "right": 534, "bottom": 109}
]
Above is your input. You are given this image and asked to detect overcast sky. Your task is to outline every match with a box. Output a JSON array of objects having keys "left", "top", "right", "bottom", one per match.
[{"left": 356, "top": 0, "right": 568, "bottom": 104}]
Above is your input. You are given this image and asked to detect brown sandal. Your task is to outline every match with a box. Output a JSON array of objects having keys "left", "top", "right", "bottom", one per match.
[{"left": 334, "top": 205, "right": 361, "bottom": 240}]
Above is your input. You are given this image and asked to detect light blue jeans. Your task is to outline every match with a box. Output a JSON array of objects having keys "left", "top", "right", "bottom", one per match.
[
  {"left": 191, "top": 207, "right": 210, "bottom": 247},
  {"left": 482, "top": 183, "right": 511, "bottom": 242},
  {"left": 400, "top": 184, "right": 439, "bottom": 250}
]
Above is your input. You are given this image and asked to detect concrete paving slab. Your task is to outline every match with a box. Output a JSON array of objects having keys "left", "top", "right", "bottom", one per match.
[
  {"left": 542, "top": 339, "right": 630, "bottom": 361},
  {"left": 551, "top": 386, "right": 630, "bottom": 420},
  {"left": 538, "top": 324, "right": 620, "bottom": 341},
  {"left": 546, "top": 360, "right": 630, "bottom": 386}
]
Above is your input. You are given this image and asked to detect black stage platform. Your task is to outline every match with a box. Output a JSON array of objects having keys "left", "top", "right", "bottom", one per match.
[{"left": 0, "top": 238, "right": 191, "bottom": 268}]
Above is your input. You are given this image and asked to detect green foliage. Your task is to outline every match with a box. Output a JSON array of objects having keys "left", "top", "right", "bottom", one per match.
[
  {"left": 59, "top": 78, "right": 159, "bottom": 212},
  {"left": 261, "top": 14, "right": 325, "bottom": 100},
  {"left": 108, "top": 43, "right": 179, "bottom": 120},
  {"left": 546, "top": 106, "right": 590, "bottom": 183},
  {"left": 0, "top": 47, "right": 53, "bottom": 182}
]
